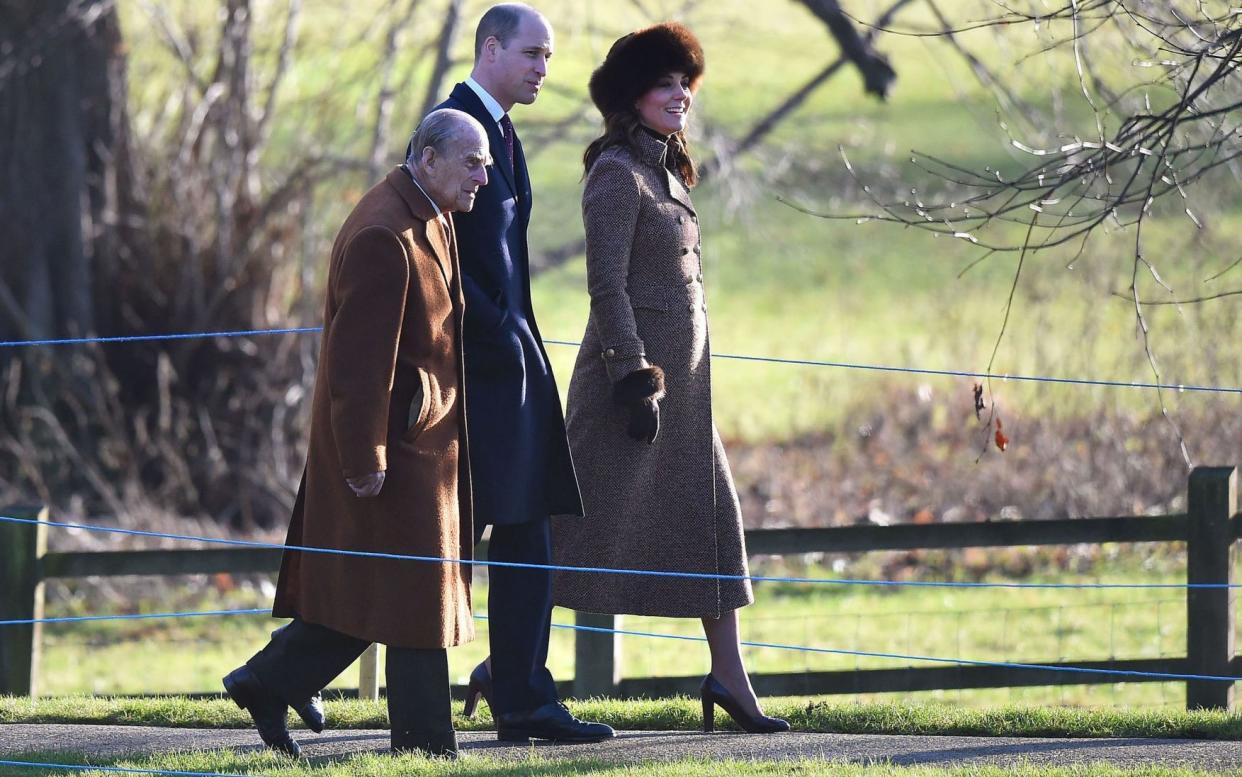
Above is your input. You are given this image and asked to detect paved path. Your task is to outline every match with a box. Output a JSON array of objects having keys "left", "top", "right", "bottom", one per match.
[{"left": 3, "top": 724, "right": 1242, "bottom": 769}]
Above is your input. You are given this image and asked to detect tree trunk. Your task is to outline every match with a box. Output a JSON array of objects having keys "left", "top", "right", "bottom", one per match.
[{"left": 0, "top": 0, "right": 133, "bottom": 342}]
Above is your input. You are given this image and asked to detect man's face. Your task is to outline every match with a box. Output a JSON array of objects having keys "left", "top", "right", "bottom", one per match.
[
  {"left": 424, "top": 127, "right": 490, "bottom": 213},
  {"left": 484, "top": 13, "right": 553, "bottom": 109}
]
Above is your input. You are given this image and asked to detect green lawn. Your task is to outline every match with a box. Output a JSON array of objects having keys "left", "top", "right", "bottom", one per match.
[
  {"left": 6, "top": 694, "right": 1242, "bottom": 739},
  {"left": 31, "top": 553, "right": 1235, "bottom": 710},
  {"left": 3, "top": 751, "right": 1239, "bottom": 777}
]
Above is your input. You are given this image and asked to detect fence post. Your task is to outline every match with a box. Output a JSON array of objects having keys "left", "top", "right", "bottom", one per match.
[
  {"left": 0, "top": 506, "right": 47, "bottom": 696},
  {"left": 573, "top": 612, "right": 621, "bottom": 699},
  {"left": 358, "top": 643, "right": 380, "bottom": 701},
  {"left": 1186, "top": 466, "right": 1238, "bottom": 711}
]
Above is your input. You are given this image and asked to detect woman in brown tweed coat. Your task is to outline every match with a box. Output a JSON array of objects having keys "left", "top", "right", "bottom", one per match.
[{"left": 550, "top": 23, "right": 788, "bottom": 734}]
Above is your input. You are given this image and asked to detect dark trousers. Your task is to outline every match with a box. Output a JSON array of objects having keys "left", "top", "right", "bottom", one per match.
[
  {"left": 479, "top": 518, "right": 559, "bottom": 714},
  {"left": 246, "top": 618, "right": 451, "bottom": 734}
]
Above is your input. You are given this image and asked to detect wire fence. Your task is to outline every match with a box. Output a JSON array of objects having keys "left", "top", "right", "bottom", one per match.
[
  {"left": 3, "top": 604, "right": 1233, "bottom": 685},
  {"left": 0, "top": 513, "right": 1237, "bottom": 590},
  {"left": 2, "top": 326, "right": 1239, "bottom": 394},
  {"left": 0, "top": 314, "right": 1237, "bottom": 777}
]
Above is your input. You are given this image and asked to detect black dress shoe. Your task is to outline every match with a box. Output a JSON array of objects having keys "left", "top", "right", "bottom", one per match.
[
  {"left": 222, "top": 666, "right": 301, "bottom": 757},
  {"left": 699, "top": 674, "right": 790, "bottom": 734},
  {"left": 292, "top": 692, "right": 325, "bottom": 733},
  {"left": 392, "top": 727, "right": 459, "bottom": 758},
  {"left": 496, "top": 701, "right": 615, "bottom": 743},
  {"left": 462, "top": 662, "right": 494, "bottom": 719}
]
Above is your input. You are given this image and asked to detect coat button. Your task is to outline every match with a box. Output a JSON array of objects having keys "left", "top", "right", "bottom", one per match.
[
  {"left": 604, "top": 348, "right": 616, "bottom": 357},
  {"left": 692, "top": 215, "right": 698, "bottom": 222},
  {"left": 694, "top": 245, "right": 701, "bottom": 255},
  {"left": 680, "top": 246, "right": 690, "bottom": 255},
  {"left": 687, "top": 303, "right": 695, "bottom": 312},
  {"left": 696, "top": 273, "right": 703, "bottom": 282},
  {"left": 677, "top": 215, "right": 685, "bottom": 224}
]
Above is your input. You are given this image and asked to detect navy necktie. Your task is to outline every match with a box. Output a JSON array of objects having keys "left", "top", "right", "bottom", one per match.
[{"left": 499, "top": 114, "right": 516, "bottom": 178}]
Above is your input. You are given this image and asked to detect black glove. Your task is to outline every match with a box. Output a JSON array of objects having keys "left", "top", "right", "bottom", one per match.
[
  {"left": 613, "top": 366, "right": 666, "bottom": 445},
  {"left": 627, "top": 397, "right": 661, "bottom": 444}
]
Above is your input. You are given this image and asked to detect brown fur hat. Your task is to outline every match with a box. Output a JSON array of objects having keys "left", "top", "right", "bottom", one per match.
[{"left": 589, "top": 22, "right": 705, "bottom": 119}]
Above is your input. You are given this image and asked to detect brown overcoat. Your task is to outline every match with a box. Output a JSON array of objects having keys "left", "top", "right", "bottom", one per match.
[
  {"left": 551, "top": 133, "right": 753, "bottom": 618},
  {"left": 273, "top": 167, "right": 474, "bottom": 649}
]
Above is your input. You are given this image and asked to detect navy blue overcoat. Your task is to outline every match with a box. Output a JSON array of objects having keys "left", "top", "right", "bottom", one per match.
[{"left": 432, "top": 83, "right": 582, "bottom": 526}]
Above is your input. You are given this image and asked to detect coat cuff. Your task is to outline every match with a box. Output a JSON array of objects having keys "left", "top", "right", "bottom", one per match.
[
  {"left": 600, "top": 340, "right": 648, "bottom": 383},
  {"left": 341, "top": 446, "right": 387, "bottom": 481}
]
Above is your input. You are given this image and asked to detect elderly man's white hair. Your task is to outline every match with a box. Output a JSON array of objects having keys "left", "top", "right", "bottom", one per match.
[{"left": 406, "top": 108, "right": 487, "bottom": 166}]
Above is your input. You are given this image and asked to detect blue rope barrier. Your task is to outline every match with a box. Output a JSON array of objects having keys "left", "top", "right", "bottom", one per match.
[
  {"left": 0, "top": 327, "right": 321, "bottom": 349},
  {"left": 0, "top": 760, "right": 256, "bottom": 777},
  {"left": 0, "top": 609, "right": 268, "bottom": 627},
  {"left": 4, "top": 606, "right": 1234, "bottom": 685},
  {"left": 545, "top": 340, "right": 1242, "bottom": 395},
  {"left": 2, "top": 513, "right": 1236, "bottom": 591},
  {"left": 1, "top": 327, "right": 1237, "bottom": 395},
  {"left": 548, "top": 620, "right": 1242, "bottom": 684}
]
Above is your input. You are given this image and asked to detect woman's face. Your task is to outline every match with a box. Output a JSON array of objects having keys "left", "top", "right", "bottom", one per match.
[{"left": 635, "top": 71, "right": 692, "bottom": 136}]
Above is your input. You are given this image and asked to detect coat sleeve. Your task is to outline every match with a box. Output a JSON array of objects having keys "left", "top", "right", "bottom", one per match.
[
  {"left": 582, "top": 156, "right": 649, "bottom": 382},
  {"left": 326, "top": 225, "right": 410, "bottom": 479}
]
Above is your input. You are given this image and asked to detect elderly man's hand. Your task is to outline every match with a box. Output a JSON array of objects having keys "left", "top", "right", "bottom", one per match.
[{"left": 345, "top": 471, "right": 386, "bottom": 498}]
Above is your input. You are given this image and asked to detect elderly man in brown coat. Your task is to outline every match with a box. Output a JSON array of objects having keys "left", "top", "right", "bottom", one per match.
[{"left": 221, "top": 108, "right": 489, "bottom": 759}]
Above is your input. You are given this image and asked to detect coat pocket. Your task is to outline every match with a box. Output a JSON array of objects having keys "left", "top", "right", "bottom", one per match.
[{"left": 402, "top": 368, "right": 432, "bottom": 442}]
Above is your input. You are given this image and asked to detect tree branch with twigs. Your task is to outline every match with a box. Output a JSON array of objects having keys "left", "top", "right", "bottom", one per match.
[{"left": 790, "top": 1, "right": 1242, "bottom": 465}]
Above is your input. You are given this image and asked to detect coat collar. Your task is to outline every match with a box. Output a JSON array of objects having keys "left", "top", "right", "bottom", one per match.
[
  {"left": 385, "top": 167, "right": 453, "bottom": 290},
  {"left": 451, "top": 81, "right": 518, "bottom": 198},
  {"left": 635, "top": 130, "right": 695, "bottom": 214}
]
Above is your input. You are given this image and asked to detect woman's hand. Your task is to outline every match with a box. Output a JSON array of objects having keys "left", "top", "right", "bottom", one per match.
[
  {"left": 627, "top": 396, "right": 661, "bottom": 444},
  {"left": 612, "top": 366, "right": 666, "bottom": 446}
]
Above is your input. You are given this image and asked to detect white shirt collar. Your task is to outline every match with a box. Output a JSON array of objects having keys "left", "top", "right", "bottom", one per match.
[{"left": 465, "top": 76, "right": 506, "bottom": 124}]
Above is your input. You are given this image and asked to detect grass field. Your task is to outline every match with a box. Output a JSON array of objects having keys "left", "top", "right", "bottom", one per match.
[
  {"left": 4, "top": 751, "right": 1239, "bottom": 777},
  {"left": 31, "top": 551, "right": 1240, "bottom": 711},
  {"left": 7, "top": 693, "right": 1242, "bottom": 738}
]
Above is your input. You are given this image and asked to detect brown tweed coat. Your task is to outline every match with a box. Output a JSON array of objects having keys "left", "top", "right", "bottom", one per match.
[
  {"left": 273, "top": 167, "right": 474, "bottom": 649},
  {"left": 550, "top": 132, "right": 753, "bottom": 618}
]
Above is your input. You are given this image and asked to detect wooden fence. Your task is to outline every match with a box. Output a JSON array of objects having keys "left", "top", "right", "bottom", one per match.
[{"left": 1, "top": 466, "right": 1236, "bottom": 710}]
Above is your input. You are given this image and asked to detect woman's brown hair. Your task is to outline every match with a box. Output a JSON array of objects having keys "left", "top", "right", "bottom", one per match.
[{"left": 582, "top": 108, "right": 698, "bottom": 187}]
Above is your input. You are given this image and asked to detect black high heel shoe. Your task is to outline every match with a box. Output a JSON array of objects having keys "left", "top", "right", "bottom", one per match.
[
  {"left": 462, "top": 661, "right": 495, "bottom": 718},
  {"left": 699, "top": 674, "right": 790, "bottom": 734}
]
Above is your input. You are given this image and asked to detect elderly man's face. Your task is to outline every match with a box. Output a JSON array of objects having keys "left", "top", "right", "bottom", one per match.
[{"left": 423, "top": 125, "right": 490, "bottom": 213}]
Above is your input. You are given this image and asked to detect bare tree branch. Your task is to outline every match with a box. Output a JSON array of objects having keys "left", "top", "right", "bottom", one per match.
[
  {"left": 254, "top": 0, "right": 302, "bottom": 150},
  {"left": 794, "top": 0, "right": 898, "bottom": 99},
  {"left": 368, "top": 0, "right": 422, "bottom": 181},
  {"left": 699, "top": 0, "right": 913, "bottom": 180},
  {"left": 418, "top": 0, "right": 465, "bottom": 120}
]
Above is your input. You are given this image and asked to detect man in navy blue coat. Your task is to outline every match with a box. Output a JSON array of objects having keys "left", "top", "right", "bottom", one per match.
[{"left": 430, "top": 3, "right": 612, "bottom": 743}]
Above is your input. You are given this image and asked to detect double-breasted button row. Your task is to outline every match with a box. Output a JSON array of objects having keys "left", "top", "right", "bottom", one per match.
[{"left": 604, "top": 347, "right": 616, "bottom": 357}]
